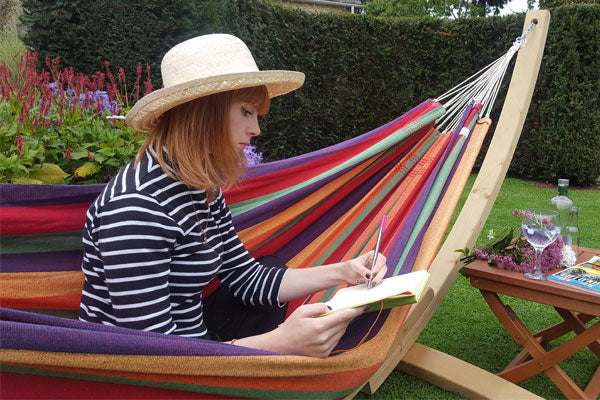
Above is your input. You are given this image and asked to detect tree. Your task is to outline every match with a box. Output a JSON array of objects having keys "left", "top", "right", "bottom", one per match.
[
  {"left": 364, "top": 0, "right": 512, "bottom": 18},
  {"left": 540, "top": 0, "right": 600, "bottom": 6}
]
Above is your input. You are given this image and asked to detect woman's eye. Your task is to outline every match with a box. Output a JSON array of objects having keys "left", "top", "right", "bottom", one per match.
[{"left": 242, "top": 106, "right": 254, "bottom": 117}]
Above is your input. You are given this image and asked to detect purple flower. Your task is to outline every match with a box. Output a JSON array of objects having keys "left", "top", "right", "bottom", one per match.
[
  {"left": 474, "top": 248, "right": 489, "bottom": 260},
  {"left": 243, "top": 144, "right": 263, "bottom": 166}
]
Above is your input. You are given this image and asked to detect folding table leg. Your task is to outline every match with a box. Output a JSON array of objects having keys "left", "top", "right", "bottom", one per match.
[
  {"left": 554, "top": 308, "right": 600, "bottom": 357},
  {"left": 480, "top": 290, "right": 594, "bottom": 400}
]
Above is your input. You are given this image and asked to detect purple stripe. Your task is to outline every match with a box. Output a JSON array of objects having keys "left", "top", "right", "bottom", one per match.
[
  {"left": 332, "top": 309, "right": 391, "bottom": 354},
  {"left": 0, "top": 184, "right": 105, "bottom": 207},
  {"left": 395, "top": 106, "right": 476, "bottom": 274},
  {"left": 245, "top": 100, "right": 436, "bottom": 179},
  {"left": 273, "top": 153, "right": 398, "bottom": 263},
  {"left": 234, "top": 117, "right": 426, "bottom": 232},
  {"left": 233, "top": 163, "right": 354, "bottom": 231},
  {"left": 1, "top": 250, "right": 83, "bottom": 273},
  {"left": 0, "top": 308, "right": 278, "bottom": 356},
  {"left": 387, "top": 135, "right": 456, "bottom": 272}
]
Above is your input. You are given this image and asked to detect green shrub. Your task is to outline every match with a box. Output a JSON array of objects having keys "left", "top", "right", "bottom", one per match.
[{"left": 514, "top": 5, "right": 600, "bottom": 185}]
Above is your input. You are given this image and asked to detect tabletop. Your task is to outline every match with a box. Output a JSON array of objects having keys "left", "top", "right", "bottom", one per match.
[{"left": 463, "top": 247, "right": 600, "bottom": 315}]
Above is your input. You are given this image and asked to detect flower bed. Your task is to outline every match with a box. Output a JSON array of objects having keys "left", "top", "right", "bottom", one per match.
[{"left": 0, "top": 51, "right": 263, "bottom": 185}]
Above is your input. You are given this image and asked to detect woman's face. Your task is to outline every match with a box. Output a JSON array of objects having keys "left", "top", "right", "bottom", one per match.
[{"left": 228, "top": 100, "right": 261, "bottom": 153}]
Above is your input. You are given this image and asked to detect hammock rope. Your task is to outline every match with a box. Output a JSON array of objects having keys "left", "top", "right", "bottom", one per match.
[{"left": 436, "top": 21, "right": 538, "bottom": 131}]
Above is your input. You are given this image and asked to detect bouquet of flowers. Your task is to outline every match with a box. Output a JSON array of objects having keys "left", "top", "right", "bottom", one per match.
[{"left": 457, "top": 209, "right": 577, "bottom": 273}]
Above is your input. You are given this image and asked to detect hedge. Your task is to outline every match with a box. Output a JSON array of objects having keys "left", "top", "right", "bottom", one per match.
[{"left": 19, "top": 0, "right": 600, "bottom": 186}]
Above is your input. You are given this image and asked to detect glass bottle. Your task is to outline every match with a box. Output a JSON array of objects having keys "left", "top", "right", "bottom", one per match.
[
  {"left": 563, "top": 205, "right": 580, "bottom": 256},
  {"left": 549, "top": 178, "right": 574, "bottom": 243}
]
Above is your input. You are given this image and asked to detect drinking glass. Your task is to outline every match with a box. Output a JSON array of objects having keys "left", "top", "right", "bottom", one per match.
[{"left": 521, "top": 208, "right": 561, "bottom": 281}]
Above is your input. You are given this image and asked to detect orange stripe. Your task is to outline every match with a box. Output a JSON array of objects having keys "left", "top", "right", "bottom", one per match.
[
  {"left": 346, "top": 128, "right": 444, "bottom": 259},
  {"left": 293, "top": 130, "right": 444, "bottom": 293},
  {"left": 413, "top": 118, "right": 490, "bottom": 271},
  {"left": 305, "top": 132, "right": 448, "bottom": 304},
  {"left": 1, "top": 304, "right": 411, "bottom": 395},
  {"left": 238, "top": 155, "right": 377, "bottom": 250},
  {"left": 1, "top": 271, "right": 84, "bottom": 298}
]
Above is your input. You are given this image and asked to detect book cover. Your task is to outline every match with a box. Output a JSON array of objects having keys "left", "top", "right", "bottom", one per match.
[
  {"left": 322, "top": 269, "right": 430, "bottom": 315},
  {"left": 548, "top": 256, "right": 600, "bottom": 295}
]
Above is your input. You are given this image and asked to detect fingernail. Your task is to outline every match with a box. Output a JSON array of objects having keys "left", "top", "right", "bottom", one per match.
[{"left": 366, "top": 273, "right": 371, "bottom": 279}]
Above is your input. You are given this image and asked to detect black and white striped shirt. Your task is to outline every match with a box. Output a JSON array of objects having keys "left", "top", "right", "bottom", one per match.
[{"left": 78, "top": 150, "right": 286, "bottom": 338}]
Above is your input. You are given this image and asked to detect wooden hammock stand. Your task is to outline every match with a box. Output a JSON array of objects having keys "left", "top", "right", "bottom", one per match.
[{"left": 352, "top": 10, "right": 551, "bottom": 400}]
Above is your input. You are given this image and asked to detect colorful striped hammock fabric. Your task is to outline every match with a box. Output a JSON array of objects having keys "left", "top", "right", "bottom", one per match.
[{"left": 0, "top": 98, "right": 491, "bottom": 399}]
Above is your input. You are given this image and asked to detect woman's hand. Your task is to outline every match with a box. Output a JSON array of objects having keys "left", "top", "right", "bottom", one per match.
[
  {"left": 274, "top": 303, "right": 365, "bottom": 357},
  {"left": 233, "top": 303, "right": 365, "bottom": 357},
  {"left": 342, "top": 251, "right": 387, "bottom": 287}
]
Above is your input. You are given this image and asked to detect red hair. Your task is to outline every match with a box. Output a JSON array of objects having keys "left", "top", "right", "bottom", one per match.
[{"left": 135, "top": 86, "right": 270, "bottom": 200}]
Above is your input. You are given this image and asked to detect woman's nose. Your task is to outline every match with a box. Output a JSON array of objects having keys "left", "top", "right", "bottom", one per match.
[{"left": 249, "top": 118, "right": 261, "bottom": 137}]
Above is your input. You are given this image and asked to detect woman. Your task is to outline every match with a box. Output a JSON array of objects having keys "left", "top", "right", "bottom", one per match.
[{"left": 79, "top": 34, "right": 387, "bottom": 357}]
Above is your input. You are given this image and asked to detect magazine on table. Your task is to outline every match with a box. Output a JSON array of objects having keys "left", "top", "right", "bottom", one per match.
[{"left": 548, "top": 256, "right": 600, "bottom": 295}]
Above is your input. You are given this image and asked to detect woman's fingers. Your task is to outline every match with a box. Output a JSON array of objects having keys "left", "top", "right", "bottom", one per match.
[{"left": 347, "top": 251, "right": 387, "bottom": 287}]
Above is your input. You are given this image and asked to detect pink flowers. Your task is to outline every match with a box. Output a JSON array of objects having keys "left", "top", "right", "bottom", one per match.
[
  {"left": 459, "top": 211, "right": 565, "bottom": 273},
  {"left": 16, "top": 135, "right": 24, "bottom": 154},
  {"left": 493, "top": 236, "right": 563, "bottom": 273}
]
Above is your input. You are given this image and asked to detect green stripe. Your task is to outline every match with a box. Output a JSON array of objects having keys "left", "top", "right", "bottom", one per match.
[
  {"left": 394, "top": 133, "right": 468, "bottom": 274},
  {"left": 1, "top": 364, "right": 356, "bottom": 400},
  {"left": 314, "top": 131, "right": 440, "bottom": 303},
  {"left": 1, "top": 231, "right": 83, "bottom": 254},
  {"left": 229, "top": 106, "right": 446, "bottom": 217},
  {"left": 249, "top": 205, "right": 316, "bottom": 254}
]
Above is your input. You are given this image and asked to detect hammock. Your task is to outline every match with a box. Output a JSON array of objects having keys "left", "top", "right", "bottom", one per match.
[{"left": 0, "top": 11, "right": 549, "bottom": 399}]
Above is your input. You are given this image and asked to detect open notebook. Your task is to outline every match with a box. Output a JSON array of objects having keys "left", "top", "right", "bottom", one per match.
[{"left": 323, "top": 269, "right": 430, "bottom": 315}]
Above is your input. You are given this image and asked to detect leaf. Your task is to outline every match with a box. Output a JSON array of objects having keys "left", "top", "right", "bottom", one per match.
[
  {"left": 28, "top": 163, "right": 70, "bottom": 184},
  {"left": 496, "top": 228, "right": 515, "bottom": 250},
  {"left": 75, "top": 162, "right": 101, "bottom": 178},
  {"left": 11, "top": 177, "right": 44, "bottom": 184},
  {"left": 97, "top": 147, "right": 116, "bottom": 157},
  {"left": 455, "top": 248, "right": 470, "bottom": 256},
  {"left": 70, "top": 150, "right": 89, "bottom": 160},
  {"left": 93, "top": 153, "right": 106, "bottom": 163},
  {"left": 104, "top": 158, "right": 122, "bottom": 167}
]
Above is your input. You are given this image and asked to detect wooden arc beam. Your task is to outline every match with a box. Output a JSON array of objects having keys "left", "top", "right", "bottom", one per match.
[{"left": 354, "top": 9, "right": 551, "bottom": 399}]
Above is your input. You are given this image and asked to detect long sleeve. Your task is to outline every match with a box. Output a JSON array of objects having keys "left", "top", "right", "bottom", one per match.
[{"left": 213, "top": 193, "right": 286, "bottom": 307}]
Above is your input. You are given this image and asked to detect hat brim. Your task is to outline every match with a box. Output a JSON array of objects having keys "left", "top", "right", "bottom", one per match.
[{"left": 126, "top": 70, "right": 305, "bottom": 132}]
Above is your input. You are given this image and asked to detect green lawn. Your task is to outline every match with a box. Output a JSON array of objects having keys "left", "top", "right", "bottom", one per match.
[{"left": 359, "top": 175, "right": 600, "bottom": 400}]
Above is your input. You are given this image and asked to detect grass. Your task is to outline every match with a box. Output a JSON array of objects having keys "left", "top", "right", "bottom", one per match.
[{"left": 358, "top": 175, "right": 599, "bottom": 399}]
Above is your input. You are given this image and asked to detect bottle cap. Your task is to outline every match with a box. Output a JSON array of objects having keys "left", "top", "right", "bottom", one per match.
[{"left": 558, "top": 178, "right": 569, "bottom": 186}]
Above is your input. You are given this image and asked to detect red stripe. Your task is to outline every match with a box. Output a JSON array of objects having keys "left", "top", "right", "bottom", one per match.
[
  {"left": 250, "top": 126, "right": 430, "bottom": 259},
  {"left": 0, "top": 372, "right": 235, "bottom": 400},
  {"left": 2, "top": 294, "right": 81, "bottom": 310},
  {"left": 0, "top": 203, "right": 90, "bottom": 235},
  {"left": 225, "top": 104, "right": 437, "bottom": 204}
]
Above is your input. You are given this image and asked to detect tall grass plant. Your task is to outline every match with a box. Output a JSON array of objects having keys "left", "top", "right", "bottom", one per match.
[{"left": 0, "top": 32, "right": 25, "bottom": 73}]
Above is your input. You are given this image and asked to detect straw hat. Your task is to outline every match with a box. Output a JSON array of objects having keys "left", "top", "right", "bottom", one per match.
[{"left": 126, "top": 34, "right": 305, "bottom": 131}]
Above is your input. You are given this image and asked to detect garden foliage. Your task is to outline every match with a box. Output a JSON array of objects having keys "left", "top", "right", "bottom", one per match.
[
  {"left": 13, "top": 0, "right": 600, "bottom": 186},
  {"left": 0, "top": 51, "right": 150, "bottom": 183}
]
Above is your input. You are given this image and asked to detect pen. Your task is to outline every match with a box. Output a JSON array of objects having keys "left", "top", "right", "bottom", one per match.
[{"left": 368, "top": 215, "right": 386, "bottom": 289}]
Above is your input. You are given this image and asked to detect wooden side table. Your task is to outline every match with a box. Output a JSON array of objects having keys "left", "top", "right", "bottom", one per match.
[{"left": 463, "top": 247, "right": 600, "bottom": 400}]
